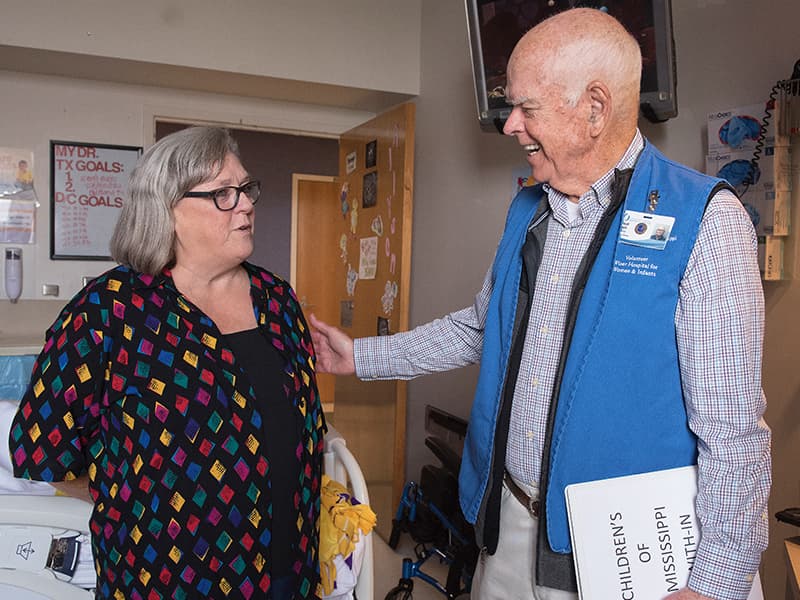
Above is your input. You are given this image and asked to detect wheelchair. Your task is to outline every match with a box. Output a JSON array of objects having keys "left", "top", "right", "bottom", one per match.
[{"left": 384, "top": 408, "right": 479, "bottom": 600}]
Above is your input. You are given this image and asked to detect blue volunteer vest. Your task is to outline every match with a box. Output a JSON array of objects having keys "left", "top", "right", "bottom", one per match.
[{"left": 459, "top": 142, "right": 729, "bottom": 553}]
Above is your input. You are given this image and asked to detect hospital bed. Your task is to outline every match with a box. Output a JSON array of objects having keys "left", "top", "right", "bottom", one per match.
[
  {"left": 0, "top": 353, "right": 373, "bottom": 600},
  {"left": 323, "top": 425, "right": 374, "bottom": 600},
  {"left": 0, "top": 494, "right": 94, "bottom": 599}
]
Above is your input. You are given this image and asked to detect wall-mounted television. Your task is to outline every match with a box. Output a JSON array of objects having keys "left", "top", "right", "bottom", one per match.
[{"left": 465, "top": 0, "right": 678, "bottom": 133}]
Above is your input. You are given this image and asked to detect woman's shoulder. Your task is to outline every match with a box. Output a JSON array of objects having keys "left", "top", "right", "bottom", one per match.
[
  {"left": 61, "top": 265, "right": 167, "bottom": 318},
  {"left": 42, "top": 266, "right": 136, "bottom": 335}
]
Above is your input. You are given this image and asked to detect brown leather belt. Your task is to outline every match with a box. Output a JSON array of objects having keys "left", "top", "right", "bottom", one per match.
[{"left": 503, "top": 471, "right": 540, "bottom": 518}]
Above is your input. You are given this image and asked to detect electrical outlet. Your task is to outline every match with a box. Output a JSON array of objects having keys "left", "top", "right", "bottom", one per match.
[{"left": 41, "top": 283, "right": 60, "bottom": 297}]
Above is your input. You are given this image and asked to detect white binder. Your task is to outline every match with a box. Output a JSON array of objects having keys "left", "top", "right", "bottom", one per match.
[{"left": 565, "top": 466, "right": 762, "bottom": 600}]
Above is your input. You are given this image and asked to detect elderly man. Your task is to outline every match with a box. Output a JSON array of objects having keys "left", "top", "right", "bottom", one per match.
[{"left": 311, "top": 8, "right": 770, "bottom": 600}]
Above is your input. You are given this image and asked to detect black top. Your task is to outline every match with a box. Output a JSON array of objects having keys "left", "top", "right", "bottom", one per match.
[{"left": 225, "top": 327, "right": 301, "bottom": 578}]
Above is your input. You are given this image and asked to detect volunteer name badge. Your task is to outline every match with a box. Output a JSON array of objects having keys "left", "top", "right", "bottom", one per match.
[{"left": 619, "top": 210, "right": 675, "bottom": 250}]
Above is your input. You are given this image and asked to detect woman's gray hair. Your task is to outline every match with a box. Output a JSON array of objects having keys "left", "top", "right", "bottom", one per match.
[{"left": 110, "top": 126, "right": 240, "bottom": 275}]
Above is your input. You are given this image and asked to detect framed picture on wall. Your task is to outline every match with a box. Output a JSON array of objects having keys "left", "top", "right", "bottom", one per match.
[
  {"left": 50, "top": 140, "right": 141, "bottom": 260},
  {"left": 365, "top": 139, "right": 377, "bottom": 168},
  {"left": 362, "top": 171, "right": 377, "bottom": 208}
]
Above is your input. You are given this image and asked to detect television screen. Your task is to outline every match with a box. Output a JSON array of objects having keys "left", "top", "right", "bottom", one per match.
[{"left": 465, "top": 0, "right": 678, "bottom": 132}]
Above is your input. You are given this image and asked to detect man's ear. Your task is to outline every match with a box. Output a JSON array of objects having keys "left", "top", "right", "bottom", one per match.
[{"left": 586, "top": 80, "right": 612, "bottom": 136}]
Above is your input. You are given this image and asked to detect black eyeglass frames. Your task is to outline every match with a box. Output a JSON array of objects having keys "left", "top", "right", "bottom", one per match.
[{"left": 183, "top": 180, "right": 261, "bottom": 211}]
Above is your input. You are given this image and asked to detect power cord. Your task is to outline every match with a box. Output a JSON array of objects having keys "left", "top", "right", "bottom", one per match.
[{"left": 744, "top": 59, "right": 800, "bottom": 190}]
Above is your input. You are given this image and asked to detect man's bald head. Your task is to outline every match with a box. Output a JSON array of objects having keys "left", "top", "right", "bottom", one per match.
[{"left": 508, "top": 8, "right": 642, "bottom": 124}]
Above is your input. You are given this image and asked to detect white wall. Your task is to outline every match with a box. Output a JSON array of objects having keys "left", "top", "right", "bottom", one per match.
[{"left": 0, "top": 0, "right": 421, "bottom": 96}]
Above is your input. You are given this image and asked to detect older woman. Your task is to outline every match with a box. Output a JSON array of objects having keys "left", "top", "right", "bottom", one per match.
[{"left": 9, "top": 127, "right": 325, "bottom": 599}]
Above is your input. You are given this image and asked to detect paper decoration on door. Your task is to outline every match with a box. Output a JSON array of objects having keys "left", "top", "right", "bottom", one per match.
[
  {"left": 350, "top": 203, "right": 358, "bottom": 234},
  {"left": 339, "top": 233, "right": 348, "bottom": 263},
  {"left": 390, "top": 217, "right": 396, "bottom": 234},
  {"left": 382, "top": 280, "right": 398, "bottom": 315},
  {"left": 371, "top": 215, "right": 383, "bottom": 236},
  {"left": 346, "top": 151, "right": 357, "bottom": 175},
  {"left": 390, "top": 253, "right": 397, "bottom": 274},
  {"left": 365, "top": 140, "right": 377, "bottom": 169},
  {"left": 388, "top": 146, "right": 393, "bottom": 171},
  {"left": 359, "top": 236, "right": 378, "bottom": 280},
  {"left": 362, "top": 171, "right": 377, "bottom": 208},
  {"left": 346, "top": 264, "right": 359, "bottom": 296},
  {"left": 384, "top": 237, "right": 390, "bottom": 257},
  {"left": 340, "top": 300, "right": 354, "bottom": 328},
  {"left": 340, "top": 182, "right": 349, "bottom": 218}
]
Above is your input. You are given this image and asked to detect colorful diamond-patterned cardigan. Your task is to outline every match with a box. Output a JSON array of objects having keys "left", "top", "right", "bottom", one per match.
[{"left": 10, "top": 263, "right": 326, "bottom": 599}]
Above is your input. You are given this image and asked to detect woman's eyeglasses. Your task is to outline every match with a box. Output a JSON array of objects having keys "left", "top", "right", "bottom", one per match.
[{"left": 183, "top": 180, "right": 261, "bottom": 211}]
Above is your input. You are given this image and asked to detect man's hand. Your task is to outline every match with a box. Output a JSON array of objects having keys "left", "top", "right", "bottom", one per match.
[
  {"left": 309, "top": 314, "right": 356, "bottom": 376},
  {"left": 664, "top": 588, "right": 714, "bottom": 600}
]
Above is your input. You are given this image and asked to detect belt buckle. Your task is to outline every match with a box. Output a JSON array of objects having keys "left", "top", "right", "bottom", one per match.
[{"left": 505, "top": 471, "right": 540, "bottom": 518}]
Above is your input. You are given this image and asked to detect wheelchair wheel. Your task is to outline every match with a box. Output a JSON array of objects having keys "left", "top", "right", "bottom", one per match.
[{"left": 384, "top": 577, "right": 414, "bottom": 600}]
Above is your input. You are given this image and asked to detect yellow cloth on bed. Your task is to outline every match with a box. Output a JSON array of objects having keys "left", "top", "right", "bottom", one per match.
[{"left": 318, "top": 474, "right": 377, "bottom": 596}]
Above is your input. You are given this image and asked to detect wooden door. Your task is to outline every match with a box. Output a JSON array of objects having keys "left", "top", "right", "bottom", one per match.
[
  {"left": 292, "top": 103, "right": 415, "bottom": 539},
  {"left": 291, "top": 175, "right": 337, "bottom": 415}
]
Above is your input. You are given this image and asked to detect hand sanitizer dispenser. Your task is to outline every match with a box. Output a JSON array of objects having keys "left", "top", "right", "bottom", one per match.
[{"left": 4, "top": 247, "right": 22, "bottom": 303}]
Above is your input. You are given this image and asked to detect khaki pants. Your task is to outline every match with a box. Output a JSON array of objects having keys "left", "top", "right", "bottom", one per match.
[{"left": 470, "top": 481, "right": 579, "bottom": 600}]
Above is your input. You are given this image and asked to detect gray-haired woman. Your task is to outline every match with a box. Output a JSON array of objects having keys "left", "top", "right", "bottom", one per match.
[{"left": 11, "top": 126, "right": 325, "bottom": 599}]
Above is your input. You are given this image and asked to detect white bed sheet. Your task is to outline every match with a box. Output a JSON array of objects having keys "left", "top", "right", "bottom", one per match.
[{"left": 0, "top": 401, "right": 56, "bottom": 496}]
